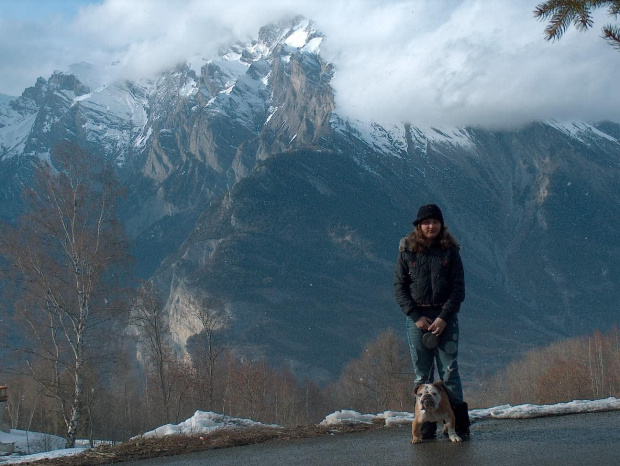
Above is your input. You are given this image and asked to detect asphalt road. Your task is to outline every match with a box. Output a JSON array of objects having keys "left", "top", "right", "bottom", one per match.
[{"left": 121, "top": 410, "right": 620, "bottom": 466}]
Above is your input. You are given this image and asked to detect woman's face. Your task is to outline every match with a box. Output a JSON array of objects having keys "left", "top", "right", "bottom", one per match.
[{"left": 420, "top": 218, "right": 442, "bottom": 241}]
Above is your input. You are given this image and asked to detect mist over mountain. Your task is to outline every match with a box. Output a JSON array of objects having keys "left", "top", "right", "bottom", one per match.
[{"left": 1, "top": 18, "right": 619, "bottom": 382}]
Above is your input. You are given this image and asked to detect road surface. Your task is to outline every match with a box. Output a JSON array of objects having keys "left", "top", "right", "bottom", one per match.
[{"left": 121, "top": 410, "right": 620, "bottom": 465}]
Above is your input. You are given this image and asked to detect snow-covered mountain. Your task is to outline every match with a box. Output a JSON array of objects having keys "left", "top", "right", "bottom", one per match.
[{"left": 1, "top": 17, "right": 619, "bottom": 381}]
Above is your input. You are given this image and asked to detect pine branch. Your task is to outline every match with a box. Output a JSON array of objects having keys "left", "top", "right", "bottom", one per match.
[
  {"left": 603, "top": 24, "right": 620, "bottom": 48},
  {"left": 535, "top": 1, "right": 585, "bottom": 41}
]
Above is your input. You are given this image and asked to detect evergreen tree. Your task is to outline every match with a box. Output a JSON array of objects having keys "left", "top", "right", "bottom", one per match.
[{"left": 535, "top": 0, "right": 620, "bottom": 50}]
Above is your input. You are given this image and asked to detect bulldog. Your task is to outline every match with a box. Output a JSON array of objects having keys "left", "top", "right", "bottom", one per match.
[{"left": 412, "top": 381, "right": 462, "bottom": 444}]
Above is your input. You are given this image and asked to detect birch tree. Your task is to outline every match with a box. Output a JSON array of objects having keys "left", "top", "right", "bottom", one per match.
[{"left": 0, "top": 142, "right": 131, "bottom": 447}]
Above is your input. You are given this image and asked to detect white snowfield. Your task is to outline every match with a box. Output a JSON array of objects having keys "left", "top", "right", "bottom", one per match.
[{"left": 1, "top": 397, "right": 619, "bottom": 464}]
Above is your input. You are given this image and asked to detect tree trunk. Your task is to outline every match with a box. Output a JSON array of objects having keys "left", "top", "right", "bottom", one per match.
[{"left": 65, "top": 368, "right": 83, "bottom": 448}]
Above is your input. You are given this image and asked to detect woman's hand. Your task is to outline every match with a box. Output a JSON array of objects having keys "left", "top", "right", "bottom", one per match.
[
  {"left": 428, "top": 317, "right": 446, "bottom": 336},
  {"left": 415, "top": 316, "right": 432, "bottom": 331}
]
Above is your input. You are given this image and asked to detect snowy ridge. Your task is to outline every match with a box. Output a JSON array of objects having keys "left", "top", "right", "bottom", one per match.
[
  {"left": 0, "top": 93, "right": 35, "bottom": 157},
  {"left": 331, "top": 116, "right": 477, "bottom": 159},
  {"left": 546, "top": 120, "right": 619, "bottom": 144},
  {"left": 408, "top": 124, "right": 476, "bottom": 151},
  {"left": 0, "top": 114, "right": 36, "bottom": 158},
  {"left": 77, "top": 81, "right": 151, "bottom": 165},
  {"left": 334, "top": 116, "right": 620, "bottom": 164},
  {"left": 340, "top": 119, "right": 409, "bottom": 157}
]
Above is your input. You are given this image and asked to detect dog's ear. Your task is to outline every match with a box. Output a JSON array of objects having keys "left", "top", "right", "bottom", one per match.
[
  {"left": 413, "top": 384, "right": 423, "bottom": 397},
  {"left": 433, "top": 381, "right": 448, "bottom": 395}
]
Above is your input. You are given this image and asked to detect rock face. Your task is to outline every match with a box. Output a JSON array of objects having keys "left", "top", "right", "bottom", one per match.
[
  {"left": 1, "top": 18, "right": 619, "bottom": 381},
  {"left": 152, "top": 122, "right": 620, "bottom": 381}
]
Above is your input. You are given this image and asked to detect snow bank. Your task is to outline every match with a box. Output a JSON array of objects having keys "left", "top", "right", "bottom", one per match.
[
  {"left": 469, "top": 397, "right": 620, "bottom": 420},
  {"left": 320, "top": 410, "right": 375, "bottom": 426},
  {"left": 0, "top": 430, "right": 86, "bottom": 464},
  {"left": 320, "top": 397, "right": 620, "bottom": 426},
  {"left": 132, "top": 411, "right": 281, "bottom": 440},
  {"left": 0, "top": 447, "right": 86, "bottom": 464},
  {"left": 320, "top": 410, "right": 415, "bottom": 428},
  {"left": 0, "top": 429, "right": 65, "bottom": 455}
]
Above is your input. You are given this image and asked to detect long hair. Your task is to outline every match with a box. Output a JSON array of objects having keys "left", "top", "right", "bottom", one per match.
[{"left": 406, "top": 225, "right": 461, "bottom": 253}]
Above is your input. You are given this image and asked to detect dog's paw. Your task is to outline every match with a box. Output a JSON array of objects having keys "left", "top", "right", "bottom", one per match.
[
  {"left": 449, "top": 434, "right": 462, "bottom": 443},
  {"left": 411, "top": 437, "right": 423, "bottom": 444}
]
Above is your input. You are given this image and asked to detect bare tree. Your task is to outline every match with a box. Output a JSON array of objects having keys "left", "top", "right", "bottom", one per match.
[
  {"left": 475, "top": 326, "right": 620, "bottom": 406},
  {"left": 130, "top": 281, "right": 175, "bottom": 424},
  {"left": 190, "top": 296, "right": 229, "bottom": 409},
  {"left": 0, "top": 142, "right": 131, "bottom": 447},
  {"left": 330, "top": 329, "right": 413, "bottom": 414}
]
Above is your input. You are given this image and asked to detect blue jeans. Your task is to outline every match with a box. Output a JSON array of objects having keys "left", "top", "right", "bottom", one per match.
[{"left": 405, "top": 315, "right": 463, "bottom": 404}]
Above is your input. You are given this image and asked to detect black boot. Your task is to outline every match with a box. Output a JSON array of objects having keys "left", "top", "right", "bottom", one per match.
[
  {"left": 421, "top": 421, "right": 437, "bottom": 439},
  {"left": 452, "top": 402, "right": 470, "bottom": 439}
]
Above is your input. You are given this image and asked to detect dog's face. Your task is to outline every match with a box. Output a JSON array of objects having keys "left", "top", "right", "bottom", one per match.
[
  {"left": 415, "top": 383, "right": 442, "bottom": 412},
  {"left": 412, "top": 381, "right": 461, "bottom": 444}
]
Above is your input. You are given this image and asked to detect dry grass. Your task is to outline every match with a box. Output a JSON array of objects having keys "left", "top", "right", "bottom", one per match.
[{"left": 20, "top": 421, "right": 383, "bottom": 465}]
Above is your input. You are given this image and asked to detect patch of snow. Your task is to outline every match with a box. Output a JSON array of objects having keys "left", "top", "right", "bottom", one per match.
[
  {"left": 207, "top": 59, "right": 251, "bottom": 93},
  {"left": 0, "top": 429, "right": 68, "bottom": 459},
  {"left": 246, "top": 42, "right": 270, "bottom": 60},
  {"left": 375, "top": 411, "right": 416, "bottom": 427},
  {"left": 469, "top": 396, "right": 620, "bottom": 420},
  {"left": 546, "top": 120, "right": 619, "bottom": 143},
  {"left": 261, "top": 71, "right": 272, "bottom": 87},
  {"left": 302, "top": 37, "right": 322, "bottom": 54},
  {"left": 334, "top": 118, "right": 409, "bottom": 157},
  {"left": 320, "top": 397, "right": 620, "bottom": 427},
  {"left": 132, "top": 411, "right": 281, "bottom": 440},
  {"left": 0, "top": 113, "right": 37, "bottom": 158},
  {"left": 179, "top": 78, "right": 198, "bottom": 97},
  {"left": 320, "top": 410, "right": 375, "bottom": 426},
  {"left": 0, "top": 448, "right": 86, "bottom": 464},
  {"left": 332, "top": 115, "right": 477, "bottom": 160},
  {"left": 134, "top": 126, "right": 153, "bottom": 148},
  {"left": 285, "top": 29, "right": 310, "bottom": 48},
  {"left": 73, "top": 93, "right": 92, "bottom": 103},
  {"left": 265, "top": 106, "right": 278, "bottom": 124},
  {"left": 222, "top": 51, "right": 242, "bottom": 62}
]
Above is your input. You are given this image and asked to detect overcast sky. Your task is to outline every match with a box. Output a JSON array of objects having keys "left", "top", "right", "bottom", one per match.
[{"left": 0, "top": 0, "right": 618, "bottom": 128}]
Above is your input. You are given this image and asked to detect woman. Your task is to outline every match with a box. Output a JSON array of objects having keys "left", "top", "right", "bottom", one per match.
[{"left": 394, "top": 204, "right": 470, "bottom": 438}]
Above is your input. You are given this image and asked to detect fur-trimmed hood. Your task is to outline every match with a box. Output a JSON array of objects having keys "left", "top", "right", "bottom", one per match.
[{"left": 399, "top": 229, "right": 461, "bottom": 253}]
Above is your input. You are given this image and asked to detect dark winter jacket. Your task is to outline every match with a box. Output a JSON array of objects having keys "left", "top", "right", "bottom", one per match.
[{"left": 394, "top": 236, "right": 465, "bottom": 322}]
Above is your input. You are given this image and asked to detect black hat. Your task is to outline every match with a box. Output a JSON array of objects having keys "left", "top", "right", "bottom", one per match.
[
  {"left": 413, "top": 204, "right": 444, "bottom": 226},
  {"left": 422, "top": 332, "right": 439, "bottom": 349}
]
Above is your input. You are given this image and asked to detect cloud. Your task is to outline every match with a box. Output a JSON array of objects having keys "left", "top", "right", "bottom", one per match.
[{"left": 0, "top": 0, "right": 618, "bottom": 128}]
